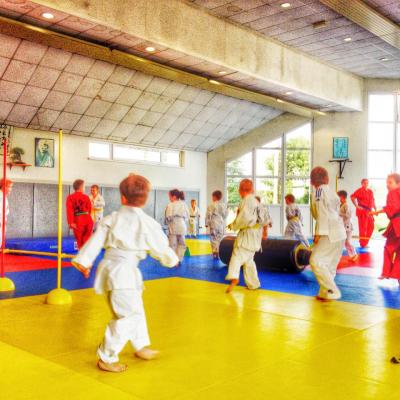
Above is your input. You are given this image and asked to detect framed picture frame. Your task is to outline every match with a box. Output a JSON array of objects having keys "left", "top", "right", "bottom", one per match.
[
  {"left": 35, "top": 138, "right": 55, "bottom": 168},
  {"left": 332, "top": 137, "right": 349, "bottom": 159}
]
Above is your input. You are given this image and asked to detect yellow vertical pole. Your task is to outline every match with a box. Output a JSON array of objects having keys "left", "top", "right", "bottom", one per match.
[
  {"left": 46, "top": 129, "right": 72, "bottom": 305},
  {"left": 57, "top": 128, "right": 63, "bottom": 289}
]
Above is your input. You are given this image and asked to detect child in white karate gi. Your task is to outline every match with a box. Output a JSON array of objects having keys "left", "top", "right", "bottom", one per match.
[
  {"left": 205, "top": 190, "right": 228, "bottom": 259},
  {"left": 226, "top": 179, "right": 262, "bottom": 293},
  {"left": 284, "top": 194, "right": 309, "bottom": 247},
  {"left": 0, "top": 179, "right": 12, "bottom": 246},
  {"left": 72, "top": 174, "right": 178, "bottom": 373},
  {"left": 338, "top": 190, "right": 358, "bottom": 262},
  {"left": 255, "top": 196, "right": 272, "bottom": 240},
  {"left": 165, "top": 189, "right": 189, "bottom": 262},
  {"left": 188, "top": 199, "right": 200, "bottom": 238},
  {"left": 90, "top": 184, "right": 106, "bottom": 230},
  {"left": 310, "top": 167, "right": 346, "bottom": 301}
]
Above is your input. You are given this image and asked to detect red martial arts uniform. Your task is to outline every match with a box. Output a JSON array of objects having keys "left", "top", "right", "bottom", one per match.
[
  {"left": 66, "top": 191, "right": 93, "bottom": 249},
  {"left": 351, "top": 187, "right": 375, "bottom": 247},
  {"left": 381, "top": 188, "right": 400, "bottom": 279}
]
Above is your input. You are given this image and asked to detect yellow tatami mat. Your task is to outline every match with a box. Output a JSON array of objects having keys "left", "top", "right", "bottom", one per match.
[{"left": 0, "top": 278, "right": 400, "bottom": 399}]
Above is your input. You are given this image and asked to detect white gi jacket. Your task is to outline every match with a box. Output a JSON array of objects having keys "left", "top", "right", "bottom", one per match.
[
  {"left": 73, "top": 206, "right": 178, "bottom": 294},
  {"left": 311, "top": 185, "right": 346, "bottom": 243},
  {"left": 165, "top": 200, "right": 189, "bottom": 235},
  {"left": 206, "top": 201, "right": 228, "bottom": 230},
  {"left": 230, "top": 194, "right": 261, "bottom": 252},
  {"left": 339, "top": 202, "right": 353, "bottom": 233}
]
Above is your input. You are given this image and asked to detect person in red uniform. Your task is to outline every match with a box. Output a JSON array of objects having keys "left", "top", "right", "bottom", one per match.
[
  {"left": 370, "top": 173, "right": 400, "bottom": 283},
  {"left": 67, "top": 179, "right": 93, "bottom": 249},
  {"left": 351, "top": 179, "right": 376, "bottom": 248}
]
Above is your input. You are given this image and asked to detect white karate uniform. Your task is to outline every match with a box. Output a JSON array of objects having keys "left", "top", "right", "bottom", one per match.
[
  {"left": 188, "top": 205, "right": 200, "bottom": 237},
  {"left": 90, "top": 193, "right": 106, "bottom": 229},
  {"left": 339, "top": 202, "right": 357, "bottom": 258},
  {"left": 226, "top": 194, "right": 261, "bottom": 290},
  {"left": 284, "top": 203, "right": 309, "bottom": 247},
  {"left": 205, "top": 201, "right": 228, "bottom": 253},
  {"left": 73, "top": 206, "right": 178, "bottom": 364},
  {"left": 165, "top": 200, "right": 189, "bottom": 261},
  {"left": 310, "top": 185, "right": 346, "bottom": 300},
  {"left": 0, "top": 191, "right": 9, "bottom": 247}
]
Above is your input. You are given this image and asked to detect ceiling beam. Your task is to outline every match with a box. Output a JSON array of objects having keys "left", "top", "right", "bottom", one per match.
[
  {"left": 23, "top": 0, "right": 363, "bottom": 111},
  {"left": 320, "top": 0, "right": 400, "bottom": 49}
]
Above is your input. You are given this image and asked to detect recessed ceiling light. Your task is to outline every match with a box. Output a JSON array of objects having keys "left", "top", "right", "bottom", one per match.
[
  {"left": 218, "top": 70, "right": 227, "bottom": 75},
  {"left": 285, "top": 91, "right": 293, "bottom": 95},
  {"left": 379, "top": 57, "right": 389, "bottom": 61},
  {"left": 145, "top": 46, "right": 156, "bottom": 52},
  {"left": 317, "top": 111, "right": 326, "bottom": 116},
  {"left": 41, "top": 12, "right": 54, "bottom": 19},
  {"left": 344, "top": 37, "right": 352, "bottom": 42},
  {"left": 277, "top": 99, "right": 284, "bottom": 103},
  {"left": 209, "top": 79, "right": 221, "bottom": 85},
  {"left": 281, "top": 3, "right": 291, "bottom": 8}
]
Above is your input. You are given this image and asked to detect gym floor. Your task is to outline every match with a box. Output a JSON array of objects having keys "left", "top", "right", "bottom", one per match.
[{"left": 1, "top": 238, "right": 400, "bottom": 399}]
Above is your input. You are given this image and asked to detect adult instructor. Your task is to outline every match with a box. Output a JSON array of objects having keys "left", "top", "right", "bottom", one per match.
[{"left": 351, "top": 179, "right": 376, "bottom": 248}]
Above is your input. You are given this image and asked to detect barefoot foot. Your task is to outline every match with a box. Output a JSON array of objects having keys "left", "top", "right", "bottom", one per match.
[
  {"left": 226, "top": 279, "right": 239, "bottom": 293},
  {"left": 97, "top": 359, "right": 127, "bottom": 373},
  {"left": 390, "top": 356, "right": 400, "bottom": 364},
  {"left": 135, "top": 347, "right": 159, "bottom": 361}
]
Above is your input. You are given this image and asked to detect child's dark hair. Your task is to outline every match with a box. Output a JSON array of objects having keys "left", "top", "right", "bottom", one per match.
[
  {"left": 179, "top": 191, "right": 185, "bottom": 200},
  {"left": 212, "top": 190, "right": 222, "bottom": 200},
  {"left": 255, "top": 196, "right": 261, "bottom": 202},
  {"left": 169, "top": 189, "right": 181, "bottom": 199},
  {"left": 285, "top": 194, "right": 295, "bottom": 203},
  {"left": 337, "top": 190, "right": 347, "bottom": 199},
  {"left": 91, "top": 184, "right": 99, "bottom": 190},
  {"left": 120, "top": 174, "right": 150, "bottom": 206},
  {"left": 73, "top": 179, "right": 84, "bottom": 191}
]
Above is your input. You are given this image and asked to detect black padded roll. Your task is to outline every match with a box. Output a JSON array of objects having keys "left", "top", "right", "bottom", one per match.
[{"left": 219, "top": 236, "right": 311, "bottom": 273}]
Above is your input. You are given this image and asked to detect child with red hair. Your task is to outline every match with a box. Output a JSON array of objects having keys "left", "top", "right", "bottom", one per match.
[
  {"left": 310, "top": 167, "right": 346, "bottom": 301},
  {"left": 225, "top": 179, "right": 262, "bottom": 293},
  {"left": 73, "top": 174, "right": 178, "bottom": 373}
]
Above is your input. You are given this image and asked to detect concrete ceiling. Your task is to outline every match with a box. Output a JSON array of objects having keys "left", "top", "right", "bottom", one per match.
[
  {"left": 190, "top": 0, "right": 400, "bottom": 79},
  {"left": 0, "top": 32, "right": 283, "bottom": 152},
  {"left": 0, "top": 0, "right": 364, "bottom": 112}
]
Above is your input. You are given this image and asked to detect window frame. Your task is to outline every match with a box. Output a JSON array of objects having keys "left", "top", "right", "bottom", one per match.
[
  {"left": 224, "top": 122, "right": 313, "bottom": 235},
  {"left": 88, "top": 140, "right": 183, "bottom": 168}
]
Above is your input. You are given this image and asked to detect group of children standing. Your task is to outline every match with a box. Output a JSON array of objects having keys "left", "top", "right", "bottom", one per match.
[{"left": 70, "top": 166, "right": 400, "bottom": 372}]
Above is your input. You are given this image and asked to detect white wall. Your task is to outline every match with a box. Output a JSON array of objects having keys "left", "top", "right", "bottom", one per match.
[{"left": 7, "top": 127, "right": 208, "bottom": 221}]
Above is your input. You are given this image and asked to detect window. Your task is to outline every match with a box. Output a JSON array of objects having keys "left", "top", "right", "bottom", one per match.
[
  {"left": 226, "top": 152, "right": 252, "bottom": 208},
  {"left": 225, "top": 123, "right": 312, "bottom": 235},
  {"left": 89, "top": 142, "right": 111, "bottom": 160},
  {"left": 367, "top": 93, "right": 399, "bottom": 232},
  {"left": 89, "top": 141, "right": 181, "bottom": 167}
]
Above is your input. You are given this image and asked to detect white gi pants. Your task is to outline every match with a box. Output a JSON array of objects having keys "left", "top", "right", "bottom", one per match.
[
  {"left": 98, "top": 289, "right": 150, "bottom": 363},
  {"left": 345, "top": 231, "right": 357, "bottom": 258},
  {"left": 310, "top": 236, "right": 344, "bottom": 300},
  {"left": 188, "top": 217, "right": 197, "bottom": 236},
  {"left": 226, "top": 246, "right": 260, "bottom": 290},
  {"left": 169, "top": 234, "right": 186, "bottom": 261}
]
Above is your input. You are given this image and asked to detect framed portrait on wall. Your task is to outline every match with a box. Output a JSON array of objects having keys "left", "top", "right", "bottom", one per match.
[
  {"left": 35, "top": 138, "right": 55, "bottom": 168},
  {"left": 332, "top": 137, "right": 349, "bottom": 159}
]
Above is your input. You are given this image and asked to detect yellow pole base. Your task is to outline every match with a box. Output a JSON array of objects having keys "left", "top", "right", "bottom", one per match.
[
  {"left": 45, "top": 288, "right": 72, "bottom": 305},
  {"left": 0, "top": 277, "right": 15, "bottom": 292}
]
